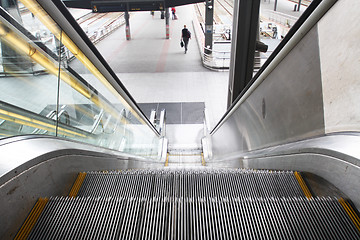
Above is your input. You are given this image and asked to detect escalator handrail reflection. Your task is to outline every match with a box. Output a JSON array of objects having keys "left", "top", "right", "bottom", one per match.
[{"left": 0, "top": 100, "right": 95, "bottom": 139}]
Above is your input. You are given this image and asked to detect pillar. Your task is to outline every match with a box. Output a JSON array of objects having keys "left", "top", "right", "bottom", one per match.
[
  {"left": 227, "top": 0, "right": 260, "bottom": 107},
  {"left": 125, "top": 5, "right": 131, "bottom": 40},
  {"left": 274, "top": 0, "right": 278, "bottom": 11},
  {"left": 297, "top": 0, "right": 302, "bottom": 11},
  {"left": 165, "top": 8, "right": 170, "bottom": 39},
  {"left": 204, "top": 0, "right": 214, "bottom": 54}
]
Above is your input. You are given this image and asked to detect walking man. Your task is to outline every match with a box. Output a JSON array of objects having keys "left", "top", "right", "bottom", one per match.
[
  {"left": 181, "top": 25, "right": 191, "bottom": 54},
  {"left": 171, "top": 7, "right": 176, "bottom": 19}
]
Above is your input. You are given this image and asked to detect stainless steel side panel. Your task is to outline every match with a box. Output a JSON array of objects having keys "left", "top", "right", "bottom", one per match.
[
  {"left": 207, "top": 134, "right": 360, "bottom": 210},
  {"left": 208, "top": 0, "right": 360, "bottom": 209},
  {"left": 212, "top": 25, "right": 324, "bottom": 156},
  {"left": 0, "top": 136, "right": 163, "bottom": 239}
]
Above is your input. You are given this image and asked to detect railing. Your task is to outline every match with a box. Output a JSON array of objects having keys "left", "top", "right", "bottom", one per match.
[
  {"left": 0, "top": 100, "right": 92, "bottom": 140},
  {"left": 31, "top": 106, "right": 70, "bottom": 134},
  {"left": 262, "top": 9, "right": 298, "bottom": 29},
  {"left": 203, "top": 46, "right": 231, "bottom": 70},
  {"left": 66, "top": 13, "right": 126, "bottom": 63},
  {"left": 0, "top": 0, "right": 161, "bottom": 159},
  {"left": 0, "top": 56, "right": 43, "bottom": 76},
  {"left": 91, "top": 14, "right": 125, "bottom": 45},
  {"left": 203, "top": 46, "right": 272, "bottom": 72}
]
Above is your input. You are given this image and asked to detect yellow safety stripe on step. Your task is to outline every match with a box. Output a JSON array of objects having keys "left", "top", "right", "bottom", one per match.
[
  {"left": 201, "top": 152, "right": 205, "bottom": 166},
  {"left": 167, "top": 154, "right": 202, "bottom": 157},
  {"left": 294, "top": 171, "right": 312, "bottom": 199},
  {"left": 69, "top": 172, "right": 87, "bottom": 197},
  {"left": 165, "top": 153, "right": 169, "bottom": 167},
  {"left": 339, "top": 198, "right": 360, "bottom": 232},
  {"left": 14, "top": 197, "right": 48, "bottom": 240}
]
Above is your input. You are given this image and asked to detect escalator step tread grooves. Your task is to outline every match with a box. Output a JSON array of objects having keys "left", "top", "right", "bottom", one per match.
[
  {"left": 14, "top": 198, "right": 48, "bottom": 240},
  {"left": 19, "top": 169, "right": 360, "bottom": 239},
  {"left": 69, "top": 172, "right": 87, "bottom": 197},
  {"left": 76, "top": 168, "right": 306, "bottom": 198},
  {"left": 26, "top": 197, "right": 360, "bottom": 239}
]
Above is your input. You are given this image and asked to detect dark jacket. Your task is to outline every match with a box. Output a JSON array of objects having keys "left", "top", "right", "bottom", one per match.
[{"left": 182, "top": 28, "right": 191, "bottom": 39}]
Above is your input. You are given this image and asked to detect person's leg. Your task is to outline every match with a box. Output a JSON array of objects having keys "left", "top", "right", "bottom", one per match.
[{"left": 184, "top": 38, "right": 189, "bottom": 53}]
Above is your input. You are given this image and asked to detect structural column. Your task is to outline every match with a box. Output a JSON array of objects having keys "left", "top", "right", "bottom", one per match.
[
  {"left": 125, "top": 4, "right": 131, "bottom": 40},
  {"left": 274, "top": 0, "right": 278, "bottom": 11},
  {"left": 297, "top": 0, "right": 302, "bottom": 11},
  {"left": 204, "top": 0, "right": 214, "bottom": 54},
  {"left": 227, "top": 0, "right": 260, "bottom": 107},
  {"left": 165, "top": 7, "right": 170, "bottom": 39}
]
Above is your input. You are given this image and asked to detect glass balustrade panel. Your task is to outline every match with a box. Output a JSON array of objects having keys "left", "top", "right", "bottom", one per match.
[{"left": 0, "top": 1, "right": 160, "bottom": 159}]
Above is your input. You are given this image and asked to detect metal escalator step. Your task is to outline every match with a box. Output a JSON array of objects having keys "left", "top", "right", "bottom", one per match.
[
  {"left": 25, "top": 197, "right": 360, "bottom": 239},
  {"left": 69, "top": 172, "right": 87, "bottom": 197},
  {"left": 14, "top": 198, "right": 49, "bottom": 240},
  {"left": 294, "top": 171, "right": 312, "bottom": 199},
  {"left": 76, "top": 169, "right": 307, "bottom": 198}
]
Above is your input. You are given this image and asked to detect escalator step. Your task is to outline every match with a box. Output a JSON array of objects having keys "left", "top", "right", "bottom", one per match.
[
  {"left": 14, "top": 198, "right": 48, "bottom": 240},
  {"left": 69, "top": 172, "right": 87, "bottom": 197},
  {"left": 24, "top": 196, "right": 360, "bottom": 239},
  {"left": 294, "top": 171, "right": 312, "bottom": 199},
  {"left": 76, "top": 169, "right": 309, "bottom": 198}
]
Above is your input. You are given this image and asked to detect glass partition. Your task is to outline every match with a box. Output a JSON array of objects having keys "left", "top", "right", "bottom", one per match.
[{"left": 0, "top": 0, "right": 160, "bottom": 159}]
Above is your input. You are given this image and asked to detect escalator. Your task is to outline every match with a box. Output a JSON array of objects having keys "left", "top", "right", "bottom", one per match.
[
  {"left": 15, "top": 169, "right": 360, "bottom": 239},
  {"left": 1, "top": 0, "right": 360, "bottom": 239}
]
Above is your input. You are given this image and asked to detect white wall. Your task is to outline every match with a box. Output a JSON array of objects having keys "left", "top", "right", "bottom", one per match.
[{"left": 319, "top": 0, "right": 360, "bottom": 133}]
